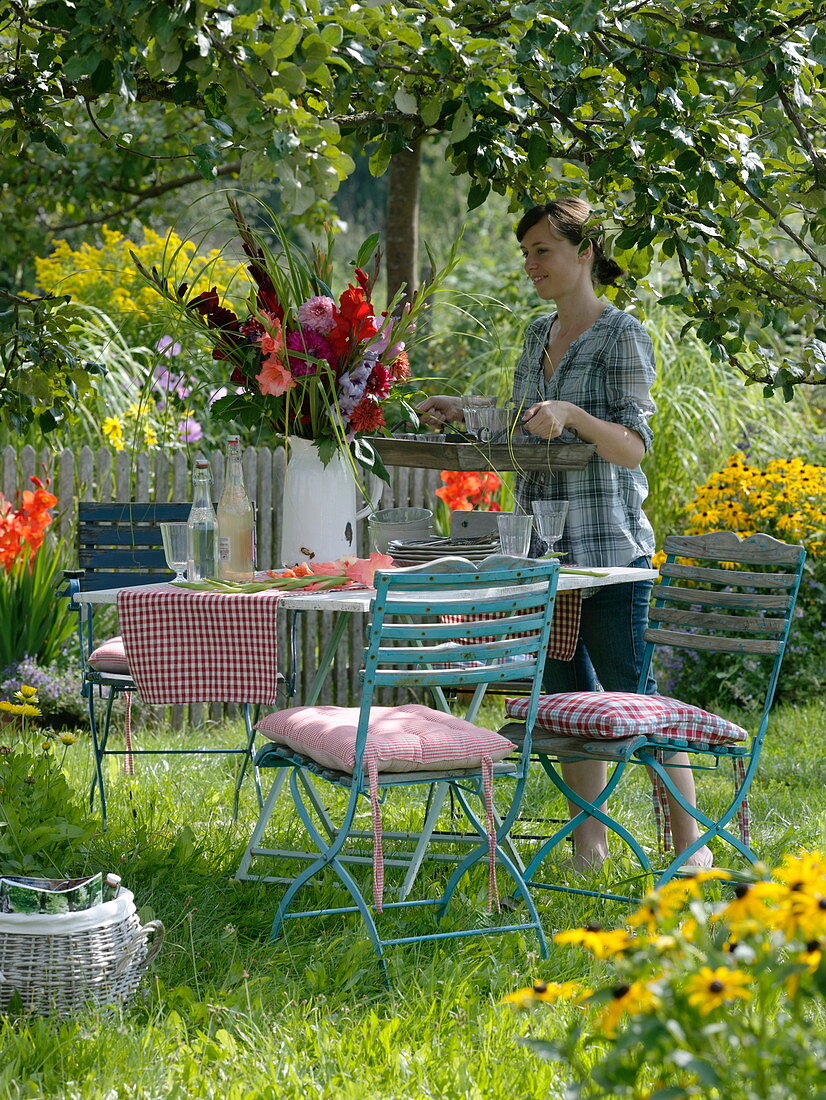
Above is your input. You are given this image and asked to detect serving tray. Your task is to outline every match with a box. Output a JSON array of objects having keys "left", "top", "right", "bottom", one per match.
[{"left": 367, "top": 435, "right": 596, "bottom": 472}]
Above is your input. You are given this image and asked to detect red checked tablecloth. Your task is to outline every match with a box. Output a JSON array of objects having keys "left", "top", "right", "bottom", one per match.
[
  {"left": 441, "top": 589, "right": 582, "bottom": 662},
  {"left": 118, "top": 586, "right": 282, "bottom": 705}
]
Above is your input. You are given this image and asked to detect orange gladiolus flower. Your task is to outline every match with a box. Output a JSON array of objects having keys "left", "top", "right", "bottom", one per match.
[
  {"left": 436, "top": 470, "right": 502, "bottom": 512},
  {"left": 0, "top": 476, "right": 58, "bottom": 571}
]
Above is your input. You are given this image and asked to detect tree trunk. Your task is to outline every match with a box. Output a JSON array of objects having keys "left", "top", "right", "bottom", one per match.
[{"left": 385, "top": 137, "right": 422, "bottom": 310}]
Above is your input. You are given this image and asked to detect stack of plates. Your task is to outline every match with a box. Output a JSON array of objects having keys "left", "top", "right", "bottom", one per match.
[{"left": 387, "top": 533, "right": 500, "bottom": 565}]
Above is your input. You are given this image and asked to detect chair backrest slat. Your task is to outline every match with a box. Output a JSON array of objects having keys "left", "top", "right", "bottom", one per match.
[
  {"left": 659, "top": 561, "right": 797, "bottom": 589},
  {"left": 645, "top": 627, "right": 783, "bottom": 657},
  {"left": 663, "top": 531, "right": 804, "bottom": 566},
  {"left": 655, "top": 584, "right": 793, "bottom": 612},
  {"left": 650, "top": 606, "right": 788, "bottom": 635}
]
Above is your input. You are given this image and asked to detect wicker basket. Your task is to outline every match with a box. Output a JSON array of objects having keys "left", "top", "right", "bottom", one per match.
[{"left": 0, "top": 888, "right": 164, "bottom": 1017}]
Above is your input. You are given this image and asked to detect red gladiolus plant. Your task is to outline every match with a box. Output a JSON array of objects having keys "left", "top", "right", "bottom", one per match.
[
  {"left": 0, "top": 476, "right": 57, "bottom": 572},
  {"left": 436, "top": 470, "right": 502, "bottom": 512},
  {"left": 134, "top": 197, "right": 458, "bottom": 474}
]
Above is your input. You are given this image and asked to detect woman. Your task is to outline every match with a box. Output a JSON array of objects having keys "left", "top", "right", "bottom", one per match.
[{"left": 419, "top": 197, "right": 711, "bottom": 870}]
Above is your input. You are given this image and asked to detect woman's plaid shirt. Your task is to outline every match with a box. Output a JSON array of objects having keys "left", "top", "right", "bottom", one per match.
[{"left": 511, "top": 304, "right": 656, "bottom": 568}]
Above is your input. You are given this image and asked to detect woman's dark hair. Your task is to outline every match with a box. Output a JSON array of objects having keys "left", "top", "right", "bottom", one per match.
[{"left": 515, "top": 198, "right": 624, "bottom": 286}]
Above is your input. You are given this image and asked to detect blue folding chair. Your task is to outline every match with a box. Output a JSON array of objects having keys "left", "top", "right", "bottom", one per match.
[
  {"left": 235, "top": 556, "right": 560, "bottom": 980},
  {"left": 65, "top": 501, "right": 265, "bottom": 826},
  {"left": 499, "top": 531, "right": 806, "bottom": 902}
]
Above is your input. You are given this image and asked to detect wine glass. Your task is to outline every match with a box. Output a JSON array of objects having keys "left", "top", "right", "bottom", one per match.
[
  {"left": 531, "top": 500, "right": 569, "bottom": 558},
  {"left": 160, "top": 522, "right": 189, "bottom": 582}
]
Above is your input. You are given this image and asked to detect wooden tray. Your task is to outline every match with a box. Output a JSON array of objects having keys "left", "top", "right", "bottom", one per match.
[{"left": 367, "top": 436, "right": 596, "bottom": 472}]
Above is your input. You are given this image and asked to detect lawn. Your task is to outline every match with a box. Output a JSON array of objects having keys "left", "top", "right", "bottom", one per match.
[{"left": 2, "top": 697, "right": 825, "bottom": 1099}]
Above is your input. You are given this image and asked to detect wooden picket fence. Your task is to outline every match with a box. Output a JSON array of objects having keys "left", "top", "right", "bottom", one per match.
[{"left": 3, "top": 443, "right": 443, "bottom": 713}]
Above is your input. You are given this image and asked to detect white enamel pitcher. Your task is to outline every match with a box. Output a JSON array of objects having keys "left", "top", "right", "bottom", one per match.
[{"left": 279, "top": 436, "right": 384, "bottom": 567}]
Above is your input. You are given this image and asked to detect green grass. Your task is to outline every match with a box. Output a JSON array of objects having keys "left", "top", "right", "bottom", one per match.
[{"left": 2, "top": 698, "right": 826, "bottom": 1098}]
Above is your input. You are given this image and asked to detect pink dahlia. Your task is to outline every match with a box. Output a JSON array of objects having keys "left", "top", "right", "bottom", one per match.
[
  {"left": 285, "top": 327, "right": 333, "bottom": 376},
  {"left": 297, "top": 296, "right": 336, "bottom": 336}
]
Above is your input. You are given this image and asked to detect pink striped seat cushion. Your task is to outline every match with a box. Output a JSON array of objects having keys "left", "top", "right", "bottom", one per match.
[
  {"left": 257, "top": 704, "right": 516, "bottom": 914},
  {"left": 256, "top": 703, "right": 516, "bottom": 773},
  {"left": 505, "top": 692, "right": 748, "bottom": 745},
  {"left": 87, "top": 636, "right": 130, "bottom": 674}
]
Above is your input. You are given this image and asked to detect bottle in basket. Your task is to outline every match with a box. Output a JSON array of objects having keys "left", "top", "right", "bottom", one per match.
[
  {"left": 187, "top": 458, "right": 218, "bottom": 582},
  {"left": 103, "top": 873, "right": 122, "bottom": 902},
  {"left": 217, "top": 435, "right": 254, "bottom": 583}
]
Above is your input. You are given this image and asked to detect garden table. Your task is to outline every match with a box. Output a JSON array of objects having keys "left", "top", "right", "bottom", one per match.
[{"left": 75, "top": 564, "right": 658, "bottom": 709}]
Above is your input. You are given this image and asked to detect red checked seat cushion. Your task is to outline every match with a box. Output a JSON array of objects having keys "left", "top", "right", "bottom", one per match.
[
  {"left": 257, "top": 703, "right": 516, "bottom": 773},
  {"left": 505, "top": 692, "right": 748, "bottom": 745},
  {"left": 87, "top": 636, "right": 131, "bottom": 675}
]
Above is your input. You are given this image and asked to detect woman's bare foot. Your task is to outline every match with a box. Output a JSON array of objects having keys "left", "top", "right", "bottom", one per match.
[
  {"left": 568, "top": 846, "right": 607, "bottom": 872},
  {"left": 678, "top": 844, "right": 713, "bottom": 870}
]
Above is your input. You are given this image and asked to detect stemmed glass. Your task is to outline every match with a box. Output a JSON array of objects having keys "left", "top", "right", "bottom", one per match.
[
  {"left": 531, "top": 500, "right": 569, "bottom": 558},
  {"left": 160, "top": 522, "right": 189, "bottom": 583}
]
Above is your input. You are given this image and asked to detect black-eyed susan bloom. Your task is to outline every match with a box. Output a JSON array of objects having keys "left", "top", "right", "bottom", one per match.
[
  {"left": 596, "top": 980, "right": 661, "bottom": 1037},
  {"left": 685, "top": 966, "right": 752, "bottom": 1015},
  {"left": 553, "top": 925, "right": 637, "bottom": 959},
  {"left": 627, "top": 887, "right": 687, "bottom": 932},
  {"left": 500, "top": 980, "right": 585, "bottom": 1009},
  {"left": 718, "top": 881, "right": 785, "bottom": 933}
]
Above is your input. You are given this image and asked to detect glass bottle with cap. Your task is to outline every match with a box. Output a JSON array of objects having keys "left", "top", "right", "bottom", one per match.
[
  {"left": 217, "top": 435, "right": 255, "bottom": 582},
  {"left": 187, "top": 458, "right": 218, "bottom": 582}
]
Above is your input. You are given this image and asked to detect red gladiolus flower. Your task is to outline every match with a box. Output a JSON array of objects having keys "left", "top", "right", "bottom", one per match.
[{"left": 328, "top": 284, "right": 379, "bottom": 364}]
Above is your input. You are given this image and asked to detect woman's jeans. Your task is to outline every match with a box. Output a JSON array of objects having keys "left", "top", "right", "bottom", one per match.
[{"left": 542, "top": 556, "right": 657, "bottom": 695}]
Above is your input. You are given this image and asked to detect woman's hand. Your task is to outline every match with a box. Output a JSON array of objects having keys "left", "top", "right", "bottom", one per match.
[
  {"left": 417, "top": 394, "right": 464, "bottom": 428},
  {"left": 523, "top": 399, "right": 645, "bottom": 468},
  {"left": 521, "top": 400, "right": 570, "bottom": 439}
]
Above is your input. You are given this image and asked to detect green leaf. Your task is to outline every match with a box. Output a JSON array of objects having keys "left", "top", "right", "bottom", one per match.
[
  {"left": 449, "top": 103, "right": 473, "bottom": 144},
  {"left": 394, "top": 87, "right": 418, "bottom": 115},
  {"left": 420, "top": 97, "right": 442, "bottom": 127},
  {"left": 207, "top": 117, "right": 234, "bottom": 139},
  {"left": 467, "top": 179, "right": 490, "bottom": 210},
  {"left": 41, "top": 128, "right": 69, "bottom": 155},
  {"left": 368, "top": 140, "right": 392, "bottom": 177},
  {"left": 527, "top": 131, "right": 547, "bottom": 170},
  {"left": 192, "top": 143, "right": 220, "bottom": 178},
  {"left": 356, "top": 233, "right": 381, "bottom": 268},
  {"left": 90, "top": 58, "right": 115, "bottom": 95}
]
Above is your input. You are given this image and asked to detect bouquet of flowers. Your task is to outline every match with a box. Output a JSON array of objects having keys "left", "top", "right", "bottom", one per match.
[{"left": 135, "top": 197, "right": 457, "bottom": 473}]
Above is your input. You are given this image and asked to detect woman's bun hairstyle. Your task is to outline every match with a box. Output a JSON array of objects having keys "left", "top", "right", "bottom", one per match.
[{"left": 515, "top": 198, "right": 625, "bottom": 286}]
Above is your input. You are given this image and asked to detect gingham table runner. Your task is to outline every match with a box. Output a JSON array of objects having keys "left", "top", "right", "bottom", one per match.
[
  {"left": 441, "top": 589, "right": 582, "bottom": 662},
  {"left": 118, "top": 586, "right": 283, "bottom": 704}
]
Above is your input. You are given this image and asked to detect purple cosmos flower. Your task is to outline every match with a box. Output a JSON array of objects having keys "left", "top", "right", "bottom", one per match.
[
  {"left": 178, "top": 417, "right": 203, "bottom": 443},
  {"left": 156, "top": 335, "right": 182, "bottom": 357},
  {"left": 153, "top": 364, "right": 190, "bottom": 403}
]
